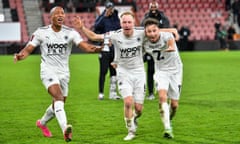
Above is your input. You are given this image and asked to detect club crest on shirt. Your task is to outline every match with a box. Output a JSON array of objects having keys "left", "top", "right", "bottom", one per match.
[
  {"left": 64, "top": 36, "right": 68, "bottom": 40},
  {"left": 117, "top": 40, "right": 122, "bottom": 44},
  {"left": 137, "top": 37, "right": 141, "bottom": 42},
  {"left": 119, "top": 81, "right": 122, "bottom": 86}
]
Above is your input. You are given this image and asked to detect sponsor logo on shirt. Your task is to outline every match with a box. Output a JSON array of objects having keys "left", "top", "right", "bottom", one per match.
[
  {"left": 120, "top": 46, "right": 141, "bottom": 58},
  {"left": 47, "top": 43, "right": 68, "bottom": 55}
]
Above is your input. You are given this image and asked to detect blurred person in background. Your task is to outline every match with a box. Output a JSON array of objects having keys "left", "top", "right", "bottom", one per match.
[
  {"left": 215, "top": 22, "right": 229, "bottom": 51},
  {"left": 179, "top": 25, "right": 190, "bottom": 51},
  {"left": 141, "top": 0, "right": 170, "bottom": 28},
  {"left": 93, "top": 1, "right": 121, "bottom": 100},
  {"left": 227, "top": 24, "right": 236, "bottom": 40},
  {"left": 225, "top": 0, "right": 231, "bottom": 11},
  {"left": 141, "top": 0, "right": 170, "bottom": 100},
  {"left": 231, "top": 0, "right": 240, "bottom": 24}
]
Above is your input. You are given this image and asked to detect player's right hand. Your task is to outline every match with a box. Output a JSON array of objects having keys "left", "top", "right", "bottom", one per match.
[
  {"left": 111, "top": 62, "right": 117, "bottom": 69},
  {"left": 14, "top": 53, "right": 24, "bottom": 63}
]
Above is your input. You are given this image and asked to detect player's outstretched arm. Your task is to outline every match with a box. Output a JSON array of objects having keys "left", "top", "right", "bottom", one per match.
[
  {"left": 159, "top": 28, "right": 179, "bottom": 41},
  {"left": 78, "top": 41, "right": 103, "bottom": 53},
  {"left": 14, "top": 44, "right": 35, "bottom": 63},
  {"left": 73, "top": 16, "right": 103, "bottom": 41},
  {"left": 165, "top": 38, "right": 176, "bottom": 52}
]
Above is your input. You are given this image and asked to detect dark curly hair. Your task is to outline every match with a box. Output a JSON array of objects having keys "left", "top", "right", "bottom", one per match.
[{"left": 143, "top": 18, "right": 159, "bottom": 28}]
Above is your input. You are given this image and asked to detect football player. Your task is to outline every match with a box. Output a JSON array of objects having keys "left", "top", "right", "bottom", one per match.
[
  {"left": 143, "top": 18, "right": 183, "bottom": 139},
  {"left": 14, "top": 6, "right": 102, "bottom": 142},
  {"left": 73, "top": 11, "right": 178, "bottom": 141}
]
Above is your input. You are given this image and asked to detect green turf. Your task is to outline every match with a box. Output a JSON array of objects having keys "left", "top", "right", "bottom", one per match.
[{"left": 0, "top": 51, "right": 240, "bottom": 144}]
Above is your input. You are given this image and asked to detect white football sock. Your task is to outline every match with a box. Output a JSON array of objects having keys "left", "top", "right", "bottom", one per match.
[
  {"left": 124, "top": 117, "right": 136, "bottom": 132},
  {"left": 54, "top": 101, "right": 67, "bottom": 133},
  {"left": 109, "top": 76, "right": 117, "bottom": 96},
  {"left": 40, "top": 104, "right": 55, "bottom": 125},
  {"left": 133, "top": 110, "right": 142, "bottom": 120},
  {"left": 160, "top": 102, "right": 171, "bottom": 130}
]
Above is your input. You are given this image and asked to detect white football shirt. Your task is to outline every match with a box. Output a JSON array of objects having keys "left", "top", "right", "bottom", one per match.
[
  {"left": 110, "top": 28, "right": 145, "bottom": 72},
  {"left": 28, "top": 25, "right": 83, "bottom": 73},
  {"left": 143, "top": 32, "right": 182, "bottom": 73}
]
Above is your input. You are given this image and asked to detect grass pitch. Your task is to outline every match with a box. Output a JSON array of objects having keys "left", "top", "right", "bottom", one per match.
[{"left": 0, "top": 51, "right": 240, "bottom": 144}]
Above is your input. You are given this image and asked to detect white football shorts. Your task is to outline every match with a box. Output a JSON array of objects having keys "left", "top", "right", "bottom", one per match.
[
  {"left": 154, "top": 69, "right": 182, "bottom": 100},
  {"left": 40, "top": 68, "right": 70, "bottom": 96},
  {"left": 117, "top": 69, "right": 146, "bottom": 104}
]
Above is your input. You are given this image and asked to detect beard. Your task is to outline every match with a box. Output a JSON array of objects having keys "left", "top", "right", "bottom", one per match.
[{"left": 149, "top": 10, "right": 159, "bottom": 17}]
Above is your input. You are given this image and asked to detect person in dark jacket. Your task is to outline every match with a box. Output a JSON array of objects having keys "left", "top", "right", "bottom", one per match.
[
  {"left": 141, "top": 1, "right": 170, "bottom": 100},
  {"left": 179, "top": 26, "right": 190, "bottom": 51},
  {"left": 94, "top": 1, "right": 121, "bottom": 100},
  {"left": 215, "top": 22, "right": 229, "bottom": 51},
  {"left": 227, "top": 24, "right": 236, "bottom": 40}
]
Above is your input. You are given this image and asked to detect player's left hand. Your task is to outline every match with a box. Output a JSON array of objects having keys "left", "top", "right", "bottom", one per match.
[{"left": 72, "top": 16, "right": 84, "bottom": 30}]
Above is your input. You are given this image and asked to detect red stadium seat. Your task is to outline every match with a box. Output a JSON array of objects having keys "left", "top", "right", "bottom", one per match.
[
  {"left": 6, "top": 0, "right": 229, "bottom": 42},
  {"left": 9, "top": 0, "right": 16, "bottom": 9}
]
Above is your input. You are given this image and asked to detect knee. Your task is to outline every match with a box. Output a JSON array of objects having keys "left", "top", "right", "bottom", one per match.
[
  {"left": 124, "top": 97, "right": 133, "bottom": 109},
  {"left": 171, "top": 102, "right": 179, "bottom": 110},
  {"left": 53, "top": 90, "right": 64, "bottom": 101},
  {"left": 135, "top": 104, "right": 143, "bottom": 114},
  {"left": 48, "top": 84, "right": 64, "bottom": 101},
  {"left": 158, "top": 90, "right": 168, "bottom": 103}
]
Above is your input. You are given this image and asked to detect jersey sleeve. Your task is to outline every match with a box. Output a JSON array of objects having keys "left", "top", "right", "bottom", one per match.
[
  {"left": 28, "top": 29, "right": 42, "bottom": 47},
  {"left": 72, "top": 30, "right": 83, "bottom": 46},
  {"left": 162, "top": 32, "right": 174, "bottom": 41},
  {"left": 108, "top": 31, "right": 119, "bottom": 65}
]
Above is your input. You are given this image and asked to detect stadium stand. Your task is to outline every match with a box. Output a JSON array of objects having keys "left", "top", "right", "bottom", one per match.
[
  {"left": 0, "top": 0, "right": 240, "bottom": 54},
  {"left": 137, "top": 0, "right": 228, "bottom": 40},
  {"left": 4, "top": 0, "right": 28, "bottom": 43},
  {"left": 0, "top": 0, "right": 232, "bottom": 42},
  {"left": 22, "top": 0, "right": 43, "bottom": 38},
  {"left": 39, "top": 0, "right": 229, "bottom": 41}
]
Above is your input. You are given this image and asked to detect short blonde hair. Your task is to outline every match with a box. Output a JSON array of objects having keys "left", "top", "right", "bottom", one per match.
[{"left": 120, "top": 11, "right": 135, "bottom": 19}]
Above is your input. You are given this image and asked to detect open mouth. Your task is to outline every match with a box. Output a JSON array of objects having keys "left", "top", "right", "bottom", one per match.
[
  {"left": 57, "top": 17, "right": 63, "bottom": 23},
  {"left": 149, "top": 37, "right": 156, "bottom": 42},
  {"left": 58, "top": 18, "right": 63, "bottom": 22}
]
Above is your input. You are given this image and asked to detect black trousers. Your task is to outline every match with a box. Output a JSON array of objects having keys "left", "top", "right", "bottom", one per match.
[
  {"left": 143, "top": 53, "right": 154, "bottom": 95},
  {"left": 98, "top": 50, "right": 116, "bottom": 93}
]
